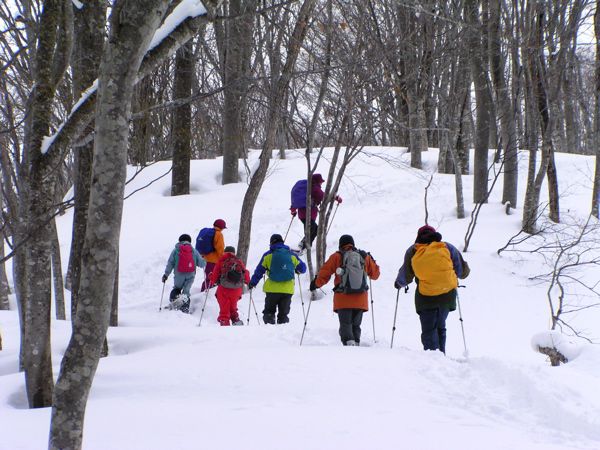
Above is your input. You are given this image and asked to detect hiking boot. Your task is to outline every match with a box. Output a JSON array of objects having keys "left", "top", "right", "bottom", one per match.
[
  {"left": 219, "top": 319, "right": 231, "bottom": 326},
  {"left": 232, "top": 319, "right": 244, "bottom": 326},
  {"left": 263, "top": 314, "right": 276, "bottom": 325},
  {"left": 345, "top": 340, "right": 357, "bottom": 346}
]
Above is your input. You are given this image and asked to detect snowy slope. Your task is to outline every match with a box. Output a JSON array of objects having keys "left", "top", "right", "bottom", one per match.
[{"left": 1, "top": 147, "right": 600, "bottom": 450}]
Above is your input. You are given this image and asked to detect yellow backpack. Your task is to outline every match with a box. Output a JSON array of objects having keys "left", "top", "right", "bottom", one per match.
[{"left": 411, "top": 242, "right": 458, "bottom": 296}]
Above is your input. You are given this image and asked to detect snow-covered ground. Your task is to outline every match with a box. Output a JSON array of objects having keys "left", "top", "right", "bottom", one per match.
[{"left": 1, "top": 147, "right": 599, "bottom": 450}]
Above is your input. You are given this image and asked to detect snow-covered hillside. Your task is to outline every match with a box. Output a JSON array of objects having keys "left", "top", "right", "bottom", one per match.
[{"left": 1, "top": 147, "right": 600, "bottom": 450}]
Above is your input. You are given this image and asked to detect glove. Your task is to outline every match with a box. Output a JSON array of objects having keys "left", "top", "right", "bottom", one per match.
[
  {"left": 290, "top": 207, "right": 297, "bottom": 217},
  {"left": 295, "top": 268, "right": 302, "bottom": 274},
  {"left": 335, "top": 195, "right": 342, "bottom": 204},
  {"left": 394, "top": 281, "right": 403, "bottom": 290},
  {"left": 162, "top": 274, "right": 168, "bottom": 283},
  {"left": 248, "top": 282, "right": 256, "bottom": 290},
  {"left": 309, "top": 278, "right": 318, "bottom": 292}
]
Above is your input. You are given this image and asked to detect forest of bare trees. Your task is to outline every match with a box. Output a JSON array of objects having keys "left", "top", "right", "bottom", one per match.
[{"left": 1, "top": 0, "right": 599, "bottom": 448}]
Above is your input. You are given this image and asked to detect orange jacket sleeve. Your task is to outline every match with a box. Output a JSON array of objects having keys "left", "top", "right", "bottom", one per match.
[
  {"left": 365, "top": 254, "right": 380, "bottom": 280},
  {"left": 214, "top": 230, "right": 224, "bottom": 258},
  {"left": 315, "top": 252, "right": 341, "bottom": 288}
]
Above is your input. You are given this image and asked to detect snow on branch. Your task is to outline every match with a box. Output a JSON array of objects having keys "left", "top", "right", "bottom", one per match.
[{"left": 41, "top": 0, "right": 211, "bottom": 155}]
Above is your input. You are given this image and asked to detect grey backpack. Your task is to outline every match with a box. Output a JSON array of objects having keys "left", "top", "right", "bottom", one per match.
[{"left": 334, "top": 249, "right": 369, "bottom": 294}]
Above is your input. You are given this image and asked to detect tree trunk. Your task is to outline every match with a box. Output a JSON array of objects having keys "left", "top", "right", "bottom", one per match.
[
  {"left": 407, "top": 95, "right": 426, "bottom": 169},
  {"left": 593, "top": 0, "right": 600, "bottom": 218},
  {"left": 0, "top": 176, "right": 9, "bottom": 310},
  {"left": 66, "top": 0, "right": 106, "bottom": 318},
  {"left": 489, "top": 0, "right": 518, "bottom": 208},
  {"left": 129, "top": 76, "right": 153, "bottom": 166},
  {"left": 171, "top": 41, "right": 193, "bottom": 196},
  {"left": 465, "top": 0, "right": 493, "bottom": 203},
  {"left": 220, "top": 0, "right": 257, "bottom": 184},
  {"left": 237, "top": 0, "right": 316, "bottom": 264},
  {"left": 18, "top": 0, "right": 74, "bottom": 408},
  {"left": 49, "top": 1, "right": 170, "bottom": 447},
  {"left": 50, "top": 219, "right": 65, "bottom": 320}
]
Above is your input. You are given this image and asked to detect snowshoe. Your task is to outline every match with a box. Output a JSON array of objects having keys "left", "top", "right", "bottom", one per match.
[
  {"left": 169, "top": 294, "right": 190, "bottom": 313},
  {"left": 232, "top": 319, "right": 244, "bottom": 326}
]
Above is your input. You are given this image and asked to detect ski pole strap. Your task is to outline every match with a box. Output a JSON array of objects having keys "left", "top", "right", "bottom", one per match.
[{"left": 404, "top": 286, "right": 409, "bottom": 293}]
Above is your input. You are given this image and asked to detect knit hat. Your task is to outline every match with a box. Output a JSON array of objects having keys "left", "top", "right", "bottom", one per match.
[
  {"left": 270, "top": 234, "right": 284, "bottom": 245},
  {"left": 179, "top": 234, "right": 192, "bottom": 243},
  {"left": 224, "top": 245, "right": 236, "bottom": 253},
  {"left": 338, "top": 234, "right": 355, "bottom": 249},
  {"left": 312, "top": 173, "right": 325, "bottom": 184},
  {"left": 214, "top": 219, "right": 227, "bottom": 229},
  {"left": 415, "top": 225, "right": 442, "bottom": 244}
]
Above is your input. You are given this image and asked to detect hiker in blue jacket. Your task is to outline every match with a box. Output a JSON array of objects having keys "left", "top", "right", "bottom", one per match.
[
  {"left": 162, "top": 234, "right": 205, "bottom": 312},
  {"left": 248, "top": 234, "right": 306, "bottom": 324}
]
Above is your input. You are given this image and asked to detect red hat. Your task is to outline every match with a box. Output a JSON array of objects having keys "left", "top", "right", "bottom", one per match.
[
  {"left": 214, "top": 219, "right": 227, "bottom": 229},
  {"left": 417, "top": 225, "right": 436, "bottom": 235},
  {"left": 312, "top": 173, "right": 325, "bottom": 184},
  {"left": 416, "top": 225, "right": 441, "bottom": 244}
]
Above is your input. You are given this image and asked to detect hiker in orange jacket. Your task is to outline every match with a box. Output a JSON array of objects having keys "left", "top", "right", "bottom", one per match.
[
  {"left": 310, "top": 234, "right": 380, "bottom": 346},
  {"left": 200, "top": 218, "right": 226, "bottom": 291}
]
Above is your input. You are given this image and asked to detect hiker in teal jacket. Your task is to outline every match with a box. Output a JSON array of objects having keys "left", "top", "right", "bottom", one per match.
[
  {"left": 248, "top": 234, "right": 306, "bottom": 324},
  {"left": 162, "top": 234, "right": 205, "bottom": 312}
]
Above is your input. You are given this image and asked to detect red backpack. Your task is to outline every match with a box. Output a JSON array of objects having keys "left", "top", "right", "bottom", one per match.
[
  {"left": 220, "top": 255, "right": 245, "bottom": 289},
  {"left": 177, "top": 244, "right": 195, "bottom": 273}
]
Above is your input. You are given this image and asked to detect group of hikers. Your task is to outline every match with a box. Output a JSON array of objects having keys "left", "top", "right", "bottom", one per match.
[{"left": 162, "top": 173, "right": 470, "bottom": 353}]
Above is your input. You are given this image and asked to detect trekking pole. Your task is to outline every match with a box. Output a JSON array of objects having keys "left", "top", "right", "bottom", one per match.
[
  {"left": 325, "top": 202, "right": 340, "bottom": 236},
  {"left": 249, "top": 289, "right": 261, "bottom": 325},
  {"left": 299, "top": 294, "right": 314, "bottom": 346},
  {"left": 390, "top": 289, "right": 400, "bottom": 349},
  {"left": 159, "top": 281, "right": 166, "bottom": 311},
  {"left": 390, "top": 286, "right": 408, "bottom": 349},
  {"left": 297, "top": 273, "right": 306, "bottom": 321},
  {"left": 369, "top": 279, "right": 376, "bottom": 343},
  {"left": 247, "top": 289, "right": 253, "bottom": 325},
  {"left": 198, "top": 284, "right": 212, "bottom": 327},
  {"left": 283, "top": 215, "right": 295, "bottom": 242},
  {"left": 457, "top": 287, "right": 469, "bottom": 358}
]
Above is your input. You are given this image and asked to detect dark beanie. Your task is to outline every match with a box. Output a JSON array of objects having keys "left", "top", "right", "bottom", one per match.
[
  {"left": 415, "top": 225, "right": 442, "bottom": 244},
  {"left": 339, "top": 234, "right": 355, "bottom": 248},
  {"left": 224, "top": 246, "right": 236, "bottom": 253},
  {"left": 179, "top": 234, "right": 192, "bottom": 243},
  {"left": 270, "top": 234, "right": 284, "bottom": 245}
]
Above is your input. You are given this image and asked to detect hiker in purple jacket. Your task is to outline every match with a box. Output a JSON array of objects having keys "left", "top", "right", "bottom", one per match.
[{"left": 290, "top": 173, "right": 341, "bottom": 252}]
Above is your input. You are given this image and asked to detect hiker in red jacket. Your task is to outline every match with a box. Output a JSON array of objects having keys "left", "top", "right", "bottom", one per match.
[
  {"left": 209, "top": 246, "right": 250, "bottom": 326},
  {"left": 290, "top": 173, "right": 341, "bottom": 252}
]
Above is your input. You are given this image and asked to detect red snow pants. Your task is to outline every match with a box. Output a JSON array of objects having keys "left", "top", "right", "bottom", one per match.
[{"left": 216, "top": 286, "right": 242, "bottom": 325}]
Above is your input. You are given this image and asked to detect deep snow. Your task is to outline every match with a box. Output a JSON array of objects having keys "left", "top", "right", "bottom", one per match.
[{"left": 1, "top": 147, "right": 600, "bottom": 450}]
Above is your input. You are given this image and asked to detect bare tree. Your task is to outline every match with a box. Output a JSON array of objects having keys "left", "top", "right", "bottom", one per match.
[
  {"left": 592, "top": 0, "right": 600, "bottom": 218},
  {"left": 66, "top": 0, "right": 107, "bottom": 317},
  {"left": 465, "top": 0, "right": 493, "bottom": 203},
  {"left": 218, "top": 0, "right": 257, "bottom": 184},
  {"left": 489, "top": 0, "right": 518, "bottom": 209},
  {"left": 171, "top": 41, "right": 194, "bottom": 196},
  {"left": 14, "top": 0, "right": 74, "bottom": 408},
  {"left": 236, "top": 0, "right": 317, "bottom": 264},
  {"left": 49, "top": 0, "right": 174, "bottom": 447}
]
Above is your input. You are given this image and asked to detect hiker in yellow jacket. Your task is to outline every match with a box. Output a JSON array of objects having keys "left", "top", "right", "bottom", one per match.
[{"left": 395, "top": 225, "right": 470, "bottom": 354}]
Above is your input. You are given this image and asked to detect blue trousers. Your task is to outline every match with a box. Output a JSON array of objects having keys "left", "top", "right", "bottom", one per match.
[{"left": 417, "top": 307, "right": 450, "bottom": 353}]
